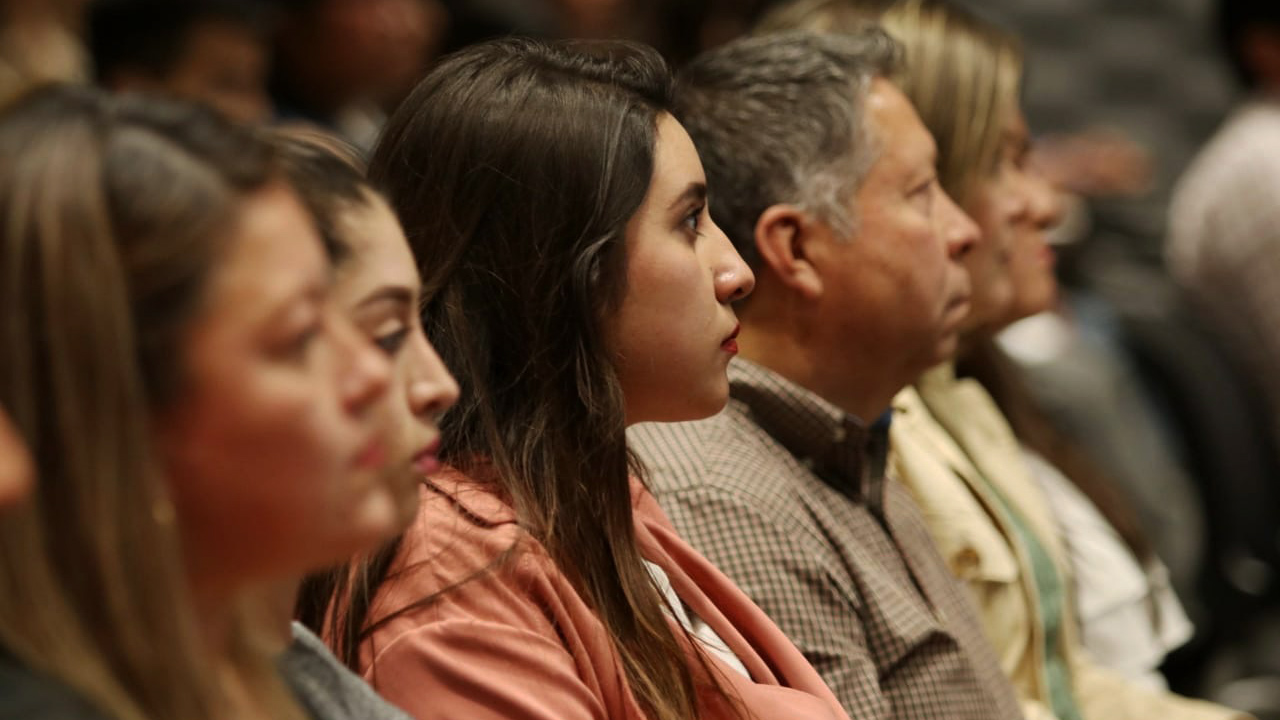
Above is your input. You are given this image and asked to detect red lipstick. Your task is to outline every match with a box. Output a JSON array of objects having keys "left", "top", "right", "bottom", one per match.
[
  {"left": 722, "top": 323, "right": 741, "bottom": 354},
  {"left": 413, "top": 439, "right": 442, "bottom": 477}
]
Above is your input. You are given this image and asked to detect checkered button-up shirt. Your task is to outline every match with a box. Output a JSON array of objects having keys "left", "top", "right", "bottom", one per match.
[{"left": 629, "top": 359, "right": 1024, "bottom": 720}]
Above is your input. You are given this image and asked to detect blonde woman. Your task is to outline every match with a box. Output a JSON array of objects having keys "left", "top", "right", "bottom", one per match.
[{"left": 762, "top": 2, "right": 1245, "bottom": 720}]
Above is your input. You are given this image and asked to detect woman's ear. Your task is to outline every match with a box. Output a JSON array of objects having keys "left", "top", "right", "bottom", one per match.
[
  {"left": 754, "top": 204, "right": 824, "bottom": 300},
  {"left": 0, "top": 409, "right": 33, "bottom": 509}
]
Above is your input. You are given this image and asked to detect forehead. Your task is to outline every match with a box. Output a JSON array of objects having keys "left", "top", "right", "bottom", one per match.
[
  {"left": 646, "top": 113, "right": 705, "bottom": 197},
  {"left": 861, "top": 77, "right": 936, "bottom": 182},
  {"left": 332, "top": 196, "right": 418, "bottom": 294},
  {"left": 204, "top": 184, "right": 326, "bottom": 312}
]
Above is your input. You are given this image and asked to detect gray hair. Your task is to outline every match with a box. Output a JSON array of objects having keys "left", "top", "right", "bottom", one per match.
[{"left": 673, "top": 28, "right": 901, "bottom": 267}]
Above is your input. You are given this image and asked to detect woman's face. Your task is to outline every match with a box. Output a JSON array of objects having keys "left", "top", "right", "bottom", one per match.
[
  {"left": 158, "top": 183, "right": 394, "bottom": 598},
  {"left": 613, "top": 113, "right": 755, "bottom": 425},
  {"left": 999, "top": 108, "right": 1064, "bottom": 325},
  {"left": 957, "top": 128, "right": 1019, "bottom": 333},
  {"left": 0, "top": 407, "right": 32, "bottom": 509},
  {"left": 330, "top": 193, "right": 459, "bottom": 528},
  {"left": 958, "top": 103, "right": 1063, "bottom": 334}
]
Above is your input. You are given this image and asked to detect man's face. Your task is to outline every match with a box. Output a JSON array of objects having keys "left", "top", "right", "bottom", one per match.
[{"left": 807, "top": 78, "right": 976, "bottom": 381}]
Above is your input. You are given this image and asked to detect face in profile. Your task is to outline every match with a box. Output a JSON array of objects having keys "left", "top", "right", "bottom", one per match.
[
  {"left": 157, "top": 183, "right": 393, "bottom": 596},
  {"left": 814, "top": 78, "right": 977, "bottom": 376},
  {"left": 0, "top": 407, "right": 32, "bottom": 509},
  {"left": 956, "top": 142, "right": 1018, "bottom": 334},
  {"left": 612, "top": 113, "right": 755, "bottom": 425},
  {"left": 997, "top": 107, "right": 1064, "bottom": 325},
  {"left": 958, "top": 101, "right": 1063, "bottom": 333},
  {"left": 330, "top": 192, "right": 460, "bottom": 526}
]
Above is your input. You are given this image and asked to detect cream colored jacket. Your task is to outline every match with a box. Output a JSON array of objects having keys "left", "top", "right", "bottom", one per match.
[{"left": 888, "top": 364, "right": 1245, "bottom": 720}]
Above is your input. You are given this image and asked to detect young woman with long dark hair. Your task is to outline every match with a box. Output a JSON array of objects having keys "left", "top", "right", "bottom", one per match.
[{"left": 312, "top": 37, "right": 850, "bottom": 720}]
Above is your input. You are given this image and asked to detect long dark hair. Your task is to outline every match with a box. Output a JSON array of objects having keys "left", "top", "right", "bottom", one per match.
[{"left": 316, "top": 37, "right": 722, "bottom": 720}]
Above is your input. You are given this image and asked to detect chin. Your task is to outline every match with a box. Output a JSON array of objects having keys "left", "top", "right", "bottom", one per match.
[{"left": 931, "top": 334, "right": 961, "bottom": 366}]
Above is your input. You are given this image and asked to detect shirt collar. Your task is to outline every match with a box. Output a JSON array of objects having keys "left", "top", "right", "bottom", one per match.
[{"left": 727, "top": 358, "right": 890, "bottom": 507}]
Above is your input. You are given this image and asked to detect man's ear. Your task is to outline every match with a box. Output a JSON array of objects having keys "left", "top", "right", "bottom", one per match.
[{"left": 754, "top": 204, "right": 824, "bottom": 300}]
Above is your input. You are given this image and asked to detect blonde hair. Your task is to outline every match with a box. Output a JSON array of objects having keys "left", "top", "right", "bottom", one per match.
[
  {"left": 0, "top": 86, "right": 301, "bottom": 720},
  {"left": 759, "top": 0, "right": 1024, "bottom": 206}
]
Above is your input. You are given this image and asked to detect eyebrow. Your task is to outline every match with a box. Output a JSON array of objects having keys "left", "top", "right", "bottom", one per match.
[
  {"left": 261, "top": 281, "right": 326, "bottom": 336},
  {"left": 355, "top": 285, "right": 416, "bottom": 310},
  {"left": 666, "top": 182, "right": 707, "bottom": 212}
]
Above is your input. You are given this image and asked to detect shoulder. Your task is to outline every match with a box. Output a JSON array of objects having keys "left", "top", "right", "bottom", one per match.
[
  {"left": 630, "top": 401, "right": 815, "bottom": 510},
  {"left": 0, "top": 653, "right": 109, "bottom": 720},
  {"left": 283, "top": 624, "right": 412, "bottom": 720},
  {"left": 367, "top": 473, "right": 589, "bottom": 668},
  {"left": 1173, "top": 103, "right": 1280, "bottom": 220}
]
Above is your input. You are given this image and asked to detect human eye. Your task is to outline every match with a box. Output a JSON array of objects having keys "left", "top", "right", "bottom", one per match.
[
  {"left": 292, "top": 324, "right": 321, "bottom": 356},
  {"left": 272, "top": 300, "right": 325, "bottom": 363},
  {"left": 682, "top": 203, "right": 705, "bottom": 235},
  {"left": 373, "top": 326, "right": 410, "bottom": 355},
  {"left": 909, "top": 177, "right": 936, "bottom": 212}
]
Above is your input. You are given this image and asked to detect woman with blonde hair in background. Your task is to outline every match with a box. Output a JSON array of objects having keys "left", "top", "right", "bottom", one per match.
[
  {"left": 0, "top": 86, "right": 431, "bottom": 719},
  {"left": 762, "top": 2, "right": 1245, "bottom": 720}
]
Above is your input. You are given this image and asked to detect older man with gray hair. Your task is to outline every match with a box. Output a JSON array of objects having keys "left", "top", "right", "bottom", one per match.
[{"left": 629, "top": 29, "right": 1021, "bottom": 720}]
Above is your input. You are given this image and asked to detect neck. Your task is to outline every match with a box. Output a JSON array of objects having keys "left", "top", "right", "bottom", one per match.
[
  {"left": 189, "top": 575, "right": 298, "bottom": 662},
  {"left": 737, "top": 299, "right": 905, "bottom": 421}
]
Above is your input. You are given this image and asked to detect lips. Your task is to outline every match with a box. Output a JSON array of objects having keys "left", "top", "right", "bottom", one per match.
[
  {"left": 412, "top": 438, "right": 442, "bottom": 477},
  {"left": 721, "top": 323, "right": 741, "bottom": 354}
]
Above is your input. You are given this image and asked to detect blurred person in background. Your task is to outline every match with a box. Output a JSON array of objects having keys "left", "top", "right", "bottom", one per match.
[
  {"left": 270, "top": 0, "right": 447, "bottom": 147},
  {"left": 88, "top": 0, "right": 271, "bottom": 124},
  {"left": 0, "top": 86, "right": 413, "bottom": 720},
  {"left": 265, "top": 127, "right": 461, "bottom": 720},
  {"left": 763, "top": 2, "right": 1247, "bottom": 720},
  {"left": 0, "top": 0, "right": 88, "bottom": 103},
  {"left": 1168, "top": 0, "right": 1280, "bottom": 466}
]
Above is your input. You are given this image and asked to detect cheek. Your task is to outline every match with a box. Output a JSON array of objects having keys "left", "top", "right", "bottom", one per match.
[
  {"left": 164, "top": 370, "right": 361, "bottom": 554},
  {"left": 613, "top": 248, "right": 727, "bottom": 420},
  {"left": 384, "top": 360, "right": 424, "bottom": 461}
]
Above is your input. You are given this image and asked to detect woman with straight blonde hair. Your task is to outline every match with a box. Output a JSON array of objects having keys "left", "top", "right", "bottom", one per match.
[
  {"left": 763, "top": 3, "right": 1244, "bottom": 720},
  {"left": 0, "top": 86, "right": 402, "bottom": 720}
]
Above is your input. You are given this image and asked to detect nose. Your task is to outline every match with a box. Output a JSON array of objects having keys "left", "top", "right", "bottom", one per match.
[
  {"left": 938, "top": 187, "right": 979, "bottom": 260},
  {"left": 330, "top": 309, "right": 392, "bottom": 415},
  {"left": 405, "top": 331, "right": 460, "bottom": 422},
  {"left": 1026, "top": 167, "right": 1065, "bottom": 230},
  {"left": 710, "top": 220, "right": 755, "bottom": 303}
]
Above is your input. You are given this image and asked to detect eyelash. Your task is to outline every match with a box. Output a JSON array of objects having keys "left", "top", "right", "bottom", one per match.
[
  {"left": 289, "top": 322, "right": 322, "bottom": 361},
  {"left": 374, "top": 327, "right": 410, "bottom": 355},
  {"left": 683, "top": 204, "right": 705, "bottom": 233}
]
